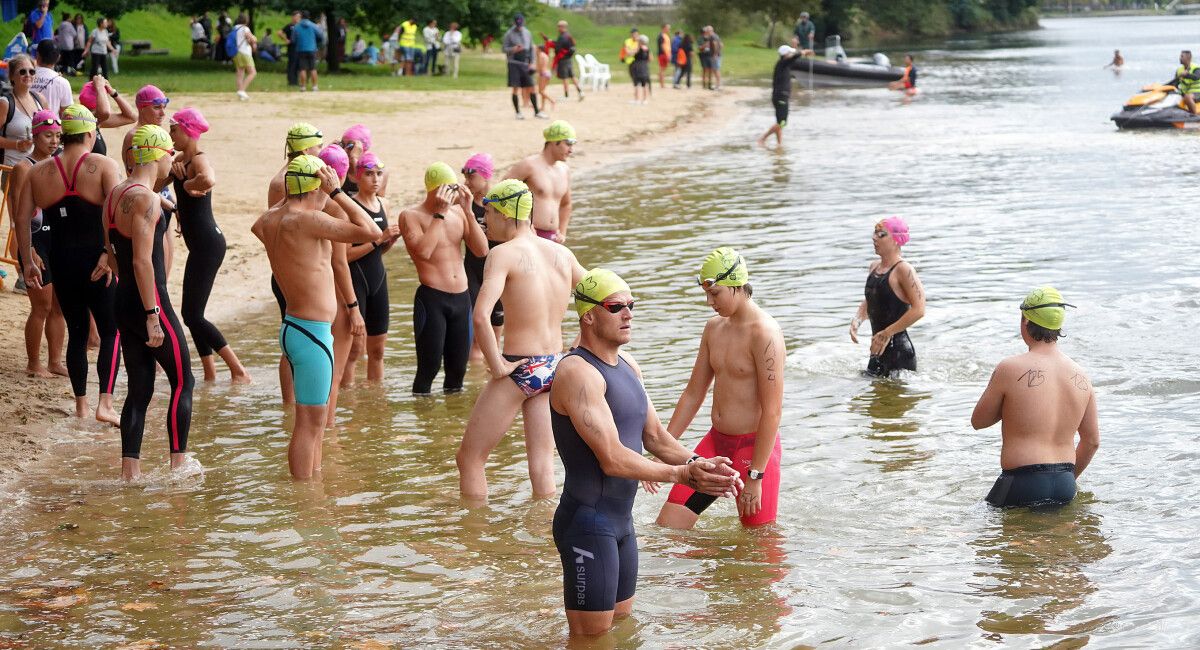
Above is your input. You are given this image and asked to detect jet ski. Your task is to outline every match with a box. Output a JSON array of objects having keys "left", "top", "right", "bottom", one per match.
[
  {"left": 789, "top": 36, "right": 903, "bottom": 88},
  {"left": 1111, "top": 83, "right": 1200, "bottom": 129}
]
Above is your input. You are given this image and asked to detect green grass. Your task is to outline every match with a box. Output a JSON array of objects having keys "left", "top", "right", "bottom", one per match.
[{"left": 3, "top": 4, "right": 780, "bottom": 94}]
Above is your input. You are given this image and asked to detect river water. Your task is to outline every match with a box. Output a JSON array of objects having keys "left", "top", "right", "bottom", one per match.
[{"left": 1, "top": 14, "right": 1198, "bottom": 649}]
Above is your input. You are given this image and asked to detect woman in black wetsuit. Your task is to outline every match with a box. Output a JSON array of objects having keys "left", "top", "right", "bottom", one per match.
[
  {"left": 849, "top": 216, "right": 926, "bottom": 377},
  {"left": 460, "top": 152, "right": 503, "bottom": 363},
  {"left": 168, "top": 107, "right": 251, "bottom": 384}
]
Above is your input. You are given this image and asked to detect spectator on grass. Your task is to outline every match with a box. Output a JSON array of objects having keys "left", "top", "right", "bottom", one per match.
[
  {"left": 84, "top": 17, "right": 116, "bottom": 79},
  {"left": 33, "top": 40, "right": 73, "bottom": 114},
  {"left": 443, "top": 22, "right": 463, "bottom": 79},
  {"left": 56, "top": 13, "right": 77, "bottom": 74},
  {"left": 261, "top": 29, "right": 281, "bottom": 61},
  {"left": 71, "top": 15, "right": 85, "bottom": 76},
  {"left": 232, "top": 14, "right": 258, "bottom": 101},
  {"left": 366, "top": 42, "right": 379, "bottom": 66},
  {"left": 29, "top": 1, "right": 53, "bottom": 45},
  {"left": 108, "top": 20, "right": 121, "bottom": 74},
  {"left": 349, "top": 34, "right": 366, "bottom": 62},
  {"left": 423, "top": 19, "right": 440, "bottom": 75}
]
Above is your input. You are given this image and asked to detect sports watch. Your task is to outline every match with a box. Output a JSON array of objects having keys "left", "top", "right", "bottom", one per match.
[{"left": 748, "top": 469, "right": 766, "bottom": 481}]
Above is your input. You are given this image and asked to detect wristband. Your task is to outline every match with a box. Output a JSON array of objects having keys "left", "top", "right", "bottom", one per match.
[
  {"left": 110, "top": 91, "right": 119, "bottom": 98},
  {"left": 371, "top": 242, "right": 380, "bottom": 250},
  {"left": 329, "top": 188, "right": 343, "bottom": 199},
  {"left": 144, "top": 306, "right": 160, "bottom": 316},
  {"left": 686, "top": 454, "right": 701, "bottom": 465},
  {"left": 345, "top": 300, "right": 359, "bottom": 310}
]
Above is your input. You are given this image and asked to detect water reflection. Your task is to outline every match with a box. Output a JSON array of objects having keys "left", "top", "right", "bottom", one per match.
[{"left": 850, "top": 378, "right": 933, "bottom": 473}]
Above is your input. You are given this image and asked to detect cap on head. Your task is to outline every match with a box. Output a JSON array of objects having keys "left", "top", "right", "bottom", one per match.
[
  {"left": 171, "top": 107, "right": 209, "bottom": 140},
  {"left": 463, "top": 152, "right": 494, "bottom": 179},
  {"left": 130, "top": 124, "right": 173, "bottom": 165},
  {"left": 318, "top": 144, "right": 350, "bottom": 178},
  {"left": 483, "top": 178, "right": 532, "bottom": 221},
  {"left": 1020, "top": 286, "right": 1074, "bottom": 331},
  {"left": 801, "top": 11, "right": 810, "bottom": 18},
  {"left": 285, "top": 122, "right": 323, "bottom": 154},
  {"left": 357, "top": 152, "right": 384, "bottom": 174},
  {"left": 285, "top": 154, "right": 325, "bottom": 195},
  {"left": 574, "top": 268, "right": 631, "bottom": 317},
  {"left": 880, "top": 215, "right": 910, "bottom": 246},
  {"left": 31, "top": 109, "right": 60, "bottom": 135},
  {"left": 544, "top": 120, "right": 576, "bottom": 143},
  {"left": 77, "top": 81, "right": 98, "bottom": 110},
  {"left": 778, "top": 45, "right": 796, "bottom": 57},
  {"left": 135, "top": 85, "right": 168, "bottom": 108},
  {"left": 699, "top": 247, "right": 749, "bottom": 287},
  {"left": 61, "top": 104, "right": 97, "bottom": 135},
  {"left": 341, "top": 123, "right": 372, "bottom": 151},
  {"left": 424, "top": 161, "right": 457, "bottom": 192}
]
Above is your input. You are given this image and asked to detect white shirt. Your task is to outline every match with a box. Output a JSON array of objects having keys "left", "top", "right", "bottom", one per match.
[
  {"left": 423, "top": 26, "right": 439, "bottom": 49},
  {"left": 31, "top": 66, "right": 72, "bottom": 114},
  {"left": 191, "top": 22, "right": 205, "bottom": 41},
  {"left": 236, "top": 25, "right": 252, "bottom": 56},
  {"left": 443, "top": 29, "right": 462, "bottom": 53},
  {"left": 89, "top": 28, "right": 110, "bottom": 55}
]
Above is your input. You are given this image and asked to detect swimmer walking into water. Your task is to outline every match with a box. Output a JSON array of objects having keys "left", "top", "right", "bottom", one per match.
[
  {"left": 971, "top": 287, "right": 1099, "bottom": 508},
  {"left": 503, "top": 120, "right": 574, "bottom": 244},
  {"left": 850, "top": 217, "right": 926, "bottom": 377},
  {"left": 758, "top": 44, "right": 800, "bottom": 148}
]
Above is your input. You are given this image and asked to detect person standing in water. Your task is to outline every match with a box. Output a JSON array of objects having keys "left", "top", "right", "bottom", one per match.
[
  {"left": 971, "top": 287, "right": 1099, "bottom": 507},
  {"left": 849, "top": 216, "right": 926, "bottom": 377},
  {"left": 758, "top": 45, "right": 800, "bottom": 147},
  {"left": 1104, "top": 49, "right": 1124, "bottom": 70},
  {"left": 460, "top": 152, "right": 505, "bottom": 363},
  {"left": 503, "top": 120, "right": 574, "bottom": 244},
  {"left": 889, "top": 54, "right": 918, "bottom": 96}
]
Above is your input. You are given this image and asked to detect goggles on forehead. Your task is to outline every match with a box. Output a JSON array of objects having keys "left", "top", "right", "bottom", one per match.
[
  {"left": 482, "top": 188, "right": 530, "bottom": 205},
  {"left": 697, "top": 257, "right": 742, "bottom": 289},
  {"left": 1020, "top": 301, "right": 1076, "bottom": 312}
]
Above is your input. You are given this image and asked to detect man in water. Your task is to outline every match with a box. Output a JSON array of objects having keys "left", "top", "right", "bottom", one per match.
[
  {"left": 549, "top": 267, "right": 741, "bottom": 636},
  {"left": 252, "top": 155, "right": 381, "bottom": 479},
  {"left": 1104, "top": 49, "right": 1124, "bottom": 70},
  {"left": 758, "top": 45, "right": 800, "bottom": 147},
  {"left": 1164, "top": 50, "right": 1200, "bottom": 114},
  {"left": 503, "top": 120, "right": 574, "bottom": 243},
  {"left": 398, "top": 162, "right": 488, "bottom": 394},
  {"left": 889, "top": 54, "right": 918, "bottom": 96},
  {"left": 457, "top": 179, "right": 585, "bottom": 502},
  {"left": 503, "top": 13, "right": 544, "bottom": 120},
  {"left": 970, "top": 287, "right": 1099, "bottom": 507},
  {"left": 849, "top": 216, "right": 925, "bottom": 376},
  {"left": 655, "top": 248, "right": 786, "bottom": 528}
]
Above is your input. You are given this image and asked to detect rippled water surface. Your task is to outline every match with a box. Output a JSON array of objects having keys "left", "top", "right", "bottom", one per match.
[{"left": 2, "top": 15, "right": 1199, "bottom": 648}]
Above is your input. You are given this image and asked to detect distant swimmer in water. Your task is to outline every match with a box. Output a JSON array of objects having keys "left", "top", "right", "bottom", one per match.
[
  {"left": 888, "top": 53, "right": 919, "bottom": 96},
  {"left": 503, "top": 120, "right": 574, "bottom": 244},
  {"left": 849, "top": 216, "right": 925, "bottom": 377},
  {"left": 971, "top": 287, "right": 1099, "bottom": 508},
  {"left": 757, "top": 44, "right": 801, "bottom": 148},
  {"left": 1104, "top": 49, "right": 1124, "bottom": 70}
]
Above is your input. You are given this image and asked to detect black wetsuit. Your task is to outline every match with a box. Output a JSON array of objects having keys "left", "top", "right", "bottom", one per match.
[
  {"left": 173, "top": 154, "right": 229, "bottom": 358},
  {"left": 107, "top": 184, "right": 194, "bottom": 459},
  {"left": 412, "top": 284, "right": 471, "bottom": 394},
  {"left": 464, "top": 202, "right": 504, "bottom": 327},
  {"left": 550, "top": 347, "right": 648, "bottom": 612},
  {"left": 16, "top": 155, "right": 52, "bottom": 285},
  {"left": 349, "top": 195, "right": 390, "bottom": 337},
  {"left": 46, "top": 153, "right": 121, "bottom": 398},
  {"left": 91, "top": 130, "right": 107, "bottom": 156},
  {"left": 864, "top": 263, "right": 916, "bottom": 376},
  {"left": 772, "top": 55, "right": 793, "bottom": 126},
  {"left": 986, "top": 463, "right": 1076, "bottom": 508}
]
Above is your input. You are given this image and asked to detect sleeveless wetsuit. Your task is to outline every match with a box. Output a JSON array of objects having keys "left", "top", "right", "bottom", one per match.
[
  {"left": 107, "top": 184, "right": 194, "bottom": 459},
  {"left": 550, "top": 347, "right": 648, "bottom": 611},
  {"left": 464, "top": 201, "right": 504, "bottom": 327},
  {"left": 864, "top": 263, "right": 916, "bottom": 376},
  {"left": 986, "top": 463, "right": 1076, "bottom": 508},
  {"left": 173, "top": 154, "right": 229, "bottom": 358},
  {"left": 46, "top": 153, "right": 121, "bottom": 398},
  {"left": 349, "top": 196, "right": 390, "bottom": 337},
  {"left": 92, "top": 130, "right": 107, "bottom": 156}
]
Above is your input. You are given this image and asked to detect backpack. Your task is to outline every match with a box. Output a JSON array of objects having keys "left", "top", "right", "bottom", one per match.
[{"left": 224, "top": 26, "right": 240, "bottom": 58}]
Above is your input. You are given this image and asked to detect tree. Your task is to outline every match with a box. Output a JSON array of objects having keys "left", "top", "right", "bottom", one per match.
[{"left": 733, "top": 0, "right": 818, "bottom": 47}]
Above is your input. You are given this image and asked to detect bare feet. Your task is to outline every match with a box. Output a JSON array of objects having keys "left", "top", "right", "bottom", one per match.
[
  {"left": 201, "top": 356, "right": 218, "bottom": 382},
  {"left": 121, "top": 457, "right": 140, "bottom": 482},
  {"left": 74, "top": 397, "right": 88, "bottom": 419},
  {"left": 230, "top": 370, "right": 252, "bottom": 385},
  {"left": 26, "top": 365, "right": 54, "bottom": 378},
  {"left": 49, "top": 362, "right": 68, "bottom": 377},
  {"left": 96, "top": 395, "right": 120, "bottom": 427}
]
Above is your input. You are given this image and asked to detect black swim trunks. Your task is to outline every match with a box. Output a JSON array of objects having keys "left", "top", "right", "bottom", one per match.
[
  {"left": 986, "top": 463, "right": 1077, "bottom": 508},
  {"left": 556, "top": 57, "right": 574, "bottom": 80},
  {"left": 508, "top": 61, "right": 534, "bottom": 88}
]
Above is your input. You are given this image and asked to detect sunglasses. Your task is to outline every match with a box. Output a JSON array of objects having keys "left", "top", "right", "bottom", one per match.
[
  {"left": 874, "top": 229, "right": 889, "bottom": 239},
  {"left": 697, "top": 257, "right": 742, "bottom": 289},
  {"left": 14, "top": 68, "right": 36, "bottom": 77},
  {"left": 575, "top": 292, "right": 635, "bottom": 314},
  {"left": 482, "top": 188, "right": 530, "bottom": 205},
  {"left": 1020, "top": 301, "right": 1076, "bottom": 312}
]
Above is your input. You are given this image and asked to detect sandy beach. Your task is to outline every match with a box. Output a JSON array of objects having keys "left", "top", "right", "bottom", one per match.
[{"left": 0, "top": 83, "right": 754, "bottom": 489}]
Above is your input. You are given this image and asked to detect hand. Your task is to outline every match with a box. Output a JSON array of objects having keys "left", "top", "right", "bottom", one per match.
[
  {"left": 146, "top": 315, "right": 164, "bottom": 347},
  {"left": 737, "top": 479, "right": 763, "bottom": 518},
  {"left": 488, "top": 356, "right": 525, "bottom": 380},
  {"left": 870, "top": 330, "right": 893, "bottom": 356},
  {"left": 31, "top": 248, "right": 45, "bottom": 272},
  {"left": 456, "top": 184, "right": 474, "bottom": 211},
  {"left": 171, "top": 160, "right": 187, "bottom": 180},
  {"left": 317, "top": 165, "right": 341, "bottom": 194},
  {"left": 91, "top": 74, "right": 105, "bottom": 91},
  {"left": 641, "top": 457, "right": 662, "bottom": 493},
  {"left": 23, "top": 259, "right": 43, "bottom": 290},
  {"left": 680, "top": 456, "right": 741, "bottom": 498},
  {"left": 348, "top": 307, "right": 366, "bottom": 337},
  {"left": 16, "top": 137, "right": 32, "bottom": 152},
  {"left": 90, "top": 253, "right": 114, "bottom": 286},
  {"left": 380, "top": 223, "right": 402, "bottom": 243},
  {"left": 849, "top": 316, "right": 861, "bottom": 343},
  {"left": 431, "top": 185, "right": 454, "bottom": 214}
]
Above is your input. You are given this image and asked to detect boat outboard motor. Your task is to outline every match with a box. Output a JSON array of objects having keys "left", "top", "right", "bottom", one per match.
[
  {"left": 825, "top": 35, "right": 848, "bottom": 63},
  {"left": 873, "top": 53, "right": 891, "bottom": 68}
]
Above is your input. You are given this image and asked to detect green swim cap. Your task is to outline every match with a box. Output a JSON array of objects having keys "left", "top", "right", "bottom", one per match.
[
  {"left": 544, "top": 120, "right": 577, "bottom": 143},
  {"left": 483, "top": 178, "right": 532, "bottom": 221},
  {"left": 1020, "top": 286, "right": 1075, "bottom": 331},
  {"left": 424, "top": 161, "right": 457, "bottom": 192},
  {"left": 130, "top": 125, "right": 173, "bottom": 165},
  {"left": 61, "top": 104, "right": 97, "bottom": 136},
  {"left": 284, "top": 154, "right": 325, "bottom": 195},
  {"left": 574, "top": 268, "right": 630, "bottom": 317},
  {"left": 698, "top": 247, "right": 749, "bottom": 287},
  {"left": 285, "top": 122, "right": 323, "bottom": 155}
]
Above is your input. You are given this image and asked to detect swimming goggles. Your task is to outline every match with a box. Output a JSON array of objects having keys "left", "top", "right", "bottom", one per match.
[
  {"left": 286, "top": 129, "right": 323, "bottom": 141},
  {"left": 32, "top": 117, "right": 62, "bottom": 129},
  {"left": 482, "top": 188, "right": 530, "bottom": 205},
  {"left": 697, "top": 257, "right": 742, "bottom": 289},
  {"left": 132, "top": 145, "right": 176, "bottom": 157},
  {"left": 138, "top": 97, "right": 170, "bottom": 107},
  {"left": 874, "top": 229, "right": 889, "bottom": 239},
  {"left": 574, "top": 292, "right": 635, "bottom": 314},
  {"left": 1020, "top": 301, "right": 1076, "bottom": 312}
]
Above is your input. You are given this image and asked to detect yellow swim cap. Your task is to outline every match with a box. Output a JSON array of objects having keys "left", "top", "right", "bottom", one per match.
[
  {"left": 61, "top": 104, "right": 97, "bottom": 136},
  {"left": 285, "top": 154, "right": 325, "bottom": 196},
  {"left": 130, "top": 125, "right": 174, "bottom": 165},
  {"left": 544, "top": 120, "right": 577, "bottom": 143},
  {"left": 285, "top": 122, "right": 323, "bottom": 155},
  {"left": 1020, "top": 286, "right": 1075, "bottom": 331},
  {"left": 698, "top": 247, "right": 749, "bottom": 287},
  {"left": 483, "top": 178, "right": 532, "bottom": 221},
  {"left": 574, "top": 268, "right": 630, "bottom": 317},
  {"left": 424, "top": 162, "right": 457, "bottom": 191}
]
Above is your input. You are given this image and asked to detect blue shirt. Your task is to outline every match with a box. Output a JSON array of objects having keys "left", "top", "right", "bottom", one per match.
[
  {"left": 29, "top": 9, "right": 53, "bottom": 43},
  {"left": 292, "top": 19, "right": 319, "bottom": 53},
  {"left": 366, "top": 45, "right": 379, "bottom": 65}
]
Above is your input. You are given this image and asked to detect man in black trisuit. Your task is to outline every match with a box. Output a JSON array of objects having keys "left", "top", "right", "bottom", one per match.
[
  {"left": 758, "top": 44, "right": 800, "bottom": 147},
  {"left": 849, "top": 216, "right": 926, "bottom": 377}
]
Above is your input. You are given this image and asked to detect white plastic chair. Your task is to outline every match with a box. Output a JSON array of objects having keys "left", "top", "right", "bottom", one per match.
[
  {"left": 583, "top": 53, "right": 611, "bottom": 91},
  {"left": 575, "top": 54, "right": 594, "bottom": 89}
]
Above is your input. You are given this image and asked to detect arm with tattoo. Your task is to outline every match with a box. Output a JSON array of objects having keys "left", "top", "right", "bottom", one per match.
[{"left": 749, "top": 326, "right": 785, "bottom": 475}]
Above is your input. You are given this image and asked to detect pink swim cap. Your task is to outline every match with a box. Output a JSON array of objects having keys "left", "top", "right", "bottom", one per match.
[
  {"left": 462, "top": 152, "right": 494, "bottom": 180},
  {"left": 341, "top": 124, "right": 372, "bottom": 151},
  {"left": 881, "top": 216, "right": 910, "bottom": 246},
  {"left": 135, "top": 85, "right": 168, "bottom": 108},
  {"left": 171, "top": 107, "right": 209, "bottom": 140},
  {"left": 31, "top": 109, "right": 60, "bottom": 135},
  {"left": 357, "top": 152, "right": 384, "bottom": 175},
  {"left": 77, "top": 81, "right": 98, "bottom": 110},
  {"left": 319, "top": 144, "right": 350, "bottom": 179}
]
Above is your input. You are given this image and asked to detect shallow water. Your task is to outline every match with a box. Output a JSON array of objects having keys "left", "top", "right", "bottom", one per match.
[{"left": 2, "top": 15, "right": 1199, "bottom": 648}]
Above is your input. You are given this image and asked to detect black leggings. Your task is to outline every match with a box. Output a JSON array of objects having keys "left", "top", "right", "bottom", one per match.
[
  {"left": 674, "top": 63, "right": 692, "bottom": 87},
  {"left": 350, "top": 261, "right": 390, "bottom": 337},
  {"left": 181, "top": 234, "right": 228, "bottom": 357},
  {"left": 117, "top": 295, "right": 194, "bottom": 459},
  {"left": 90, "top": 53, "right": 108, "bottom": 78},
  {"left": 412, "top": 284, "right": 471, "bottom": 394},
  {"left": 53, "top": 249, "right": 120, "bottom": 397}
]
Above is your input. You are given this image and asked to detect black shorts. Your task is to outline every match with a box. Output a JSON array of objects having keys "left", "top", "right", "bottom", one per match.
[
  {"left": 17, "top": 223, "right": 52, "bottom": 285},
  {"left": 297, "top": 51, "right": 316, "bottom": 71},
  {"left": 556, "top": 57, "right": 574, "bottom": 79},
  {"left": 773, "top": 97, "right": 789, "bottom": 126},
  {"left": 699, "top": 53, "right": 712, "bottom": 70},
  {"left": 507, "top": 61, "right": 533, "bottom": 88},
  {"left": 866, "top": 330, "right": 916, "bottom": 377},
  {"left": 553, "top": 492, "right": 638, "bottom": 612},
  {"left": 986, "top": 463, "right": 1077, "bottom": 508}
]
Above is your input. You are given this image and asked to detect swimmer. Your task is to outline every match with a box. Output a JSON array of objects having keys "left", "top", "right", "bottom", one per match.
[
  {"left": 252, "top": 155, "right": 381, "bottom": 479},
  {"left": 888, "top": 54, "right": 919, "bottom": 96},
  {"left": 167, "top": 107, "right": 251, "bottom": 384},
  {"left": 105, "top": 124, "right": 196, "bottom": 481},
  {"left": 460, "top": 153, "right": 504, "bottom": 363},
  {"left": 10, "top": 109, "right": 66, "bottom": 378},
  {"left": 1105, "top": 49, "right": 1124, "bottom": 70},
  {"left": 76, "top": 76, "right": 136, "bottom": 156},
  {"left": 758, "top": 45, "right": 800, "bottom": 148},
  {"left": 971, "top": 287, "right": 1099, "bottom": 508},
  {"left": 121, "top": 85, "right": 176, "bottom": 279},
  {"left": 849, "top": 217, "right": 926, "bottom": 377},
  {"left": 16, "top": 104, "right": 123, "bottom": 425},
  {"left": 339, "top": 123, "right": 389, "bottom": 196},
  {"left": 549, "top": 268, "right": 740, "bottom": 636},
  {"left": 655, "top": 248, "right": 786, "bottom": 528},
  {"left": 503, "top": 120, "right": 574, "bottom": 243},
  {"left": 398, "top": 162, "right": 488, "bottom": 394},
  {"left": 456, "top": 179, "right": 586, "bottom": 502}
]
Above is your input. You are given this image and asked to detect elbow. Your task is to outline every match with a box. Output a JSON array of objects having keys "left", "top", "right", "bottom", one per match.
[{"left": 910, "top": 305, "right": 926, "bottom": 321}]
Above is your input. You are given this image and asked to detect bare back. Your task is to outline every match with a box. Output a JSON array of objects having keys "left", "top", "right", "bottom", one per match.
[
  {"left": 512, "top": 154, "right": 569, "bottom": 232},
  {"left": 487, "top": 233, "right": 580, "bottom": 356},
  {"left": 703, "top": 305, "right": 784, "bottom": 435},
  {"left": 254, "top": 203, "right": 336, "bottom": 323},
  {"left": 29, "top": 147, "right": 118, "bottom": 208},
  {"left": 993, "top": 349, "right": 1095, "bottom": 469}
]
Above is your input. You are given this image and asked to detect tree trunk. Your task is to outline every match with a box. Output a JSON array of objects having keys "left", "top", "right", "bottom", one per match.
[
  {"left": 325, "top": 7, "right": 340, "bottom": 72},
  {"left": 766, "top": 18, "right": 776, "bottom": 47}
]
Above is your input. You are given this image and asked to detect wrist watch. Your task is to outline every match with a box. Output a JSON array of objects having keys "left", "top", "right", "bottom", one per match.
[
  {"left": 686, "top": 454, "right": 701, "bottom": 465},
  {"left": 328, "top": 187, "right": 343, "bottom": 198},
  {"left": 432, "top": 212, "right": 446, "bottom": 220},
  {"left": 345, "top": 300, "right": 359, "bottom": 310},
  {"left": 748, "top": 469, "right": 765, "bottom": 481},
  {"left": 144, "top": 306, "right": 160, "bottom": 316}
]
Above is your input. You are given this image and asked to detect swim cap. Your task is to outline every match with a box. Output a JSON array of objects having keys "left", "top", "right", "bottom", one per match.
[
  {"left": 1020, "top": 286, "right": 1075, "bottom": 331},
  {"left": 341, "top": 123, "right": 372, "bottom": 151},
  {"left": 483, "top": 178, "right": 532, "bottom": 221},
  {"left": 880, "top": 216, "right": 910, "bottom": 246},
  {"left": 424, "top": 161, "right": 457, "bottom": 191},
  {"left": 574, "top": 268, "right": 631, "bottom": 317},
  {"left": 544, "top": 120, "right": 577, "bottom": 143},
  {"left": 285, "top": 122, "right": 323, "bottom": 155},
  {"left": 31, "top": 109, "right": 60, "bottom": 135},
  {"left": 463, "top": 152, "right": 494, "bottom": 179},
  {"left": 130, "top": 124, "right": 173, "bottom": 165},
  {"left": 171, "top": 107, "right": 209, "bottom": 140},
  {"left": 778, "top": 45, "right": 796, "bottom": 57},
  {"left": 285, "top": 154, "right": 325, "bottom": 195},
  {"left": 135, "top": 85, "right": 168, "bottom": 108},
  {"left": 698, "top": 247, "right": 749, "bottom": 287},
  {"left": 77, "top": 81, "right": 98, "bottom": 110},
  {"left": 61, "top": 104, "right": 97, "bottom": 135},
  {"left": 357, "top": 152, "right": 384, "bottom": 174},
  {"left": 318, "top": 144, "right": 350, "bottom": 179}
]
